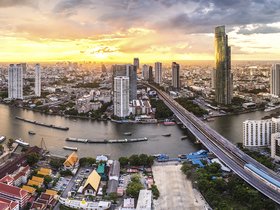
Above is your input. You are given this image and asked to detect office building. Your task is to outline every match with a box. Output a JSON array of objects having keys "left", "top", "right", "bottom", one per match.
[
  {"left": 142, "top": 64, "right": 149, "bottom": 80},
  {"left": 154, "top": 62, "right": 162, "bottom": 84},
  {"left": 8, "top": 64, "right": 23, "bottom": 99},
  {"left": 172, "top": 62, "right": 180, "bottom": 90},
  {"left": 114, "top": 76, "right": 130, "bottom": 118},
  {"left": 35, "top": 64, "right": 41, "bottom": 97},
  {"left": 271, "top": 133, "right": 280, "bottom": 161},
  {"left": 112, "top": 64, "right": 137, "bottom": 101},
  {"left": 133, "top": 58, "right": 139, "bottom": 70},
  {"left": 270, "top": 64, "right": 280, "bottom": 97},
  {"left": 214, "top": 26, "right": 232, "bottom": 104},
  {"left": 243, "top": 118, "right": 280, "bottom": 147}
]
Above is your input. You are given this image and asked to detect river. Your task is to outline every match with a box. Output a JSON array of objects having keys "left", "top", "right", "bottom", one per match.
[
  {"left": 0, "top": 104, "right": 200, "bottom": 159},
  {"left": 1, "top": 104, "right": 278, "bottom": 159}
]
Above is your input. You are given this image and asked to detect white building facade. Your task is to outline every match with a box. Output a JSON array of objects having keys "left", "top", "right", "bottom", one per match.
[
  {"left": 270, "top": 64, "right": 280, "bottom": 97},
  {"left": 142, "top": 64, "right": 149, "bottom": 81},
  {"left": 114, "top": 76, "right": 130, "bottom": 118},
  {"left": 154, "top": 62, "right": 162, "bottom": 84},
  {"left": 35, "top": 64, "right": 41, "bottom": 97},
  {"left": 243, "top": 118, "right": 280, "bottom": 147},
  {"left": 271, "top": 132, "right": 280, "bottom": 161},
  {"left": 8, "top": 64, "right": 23, "bottom": 99}
]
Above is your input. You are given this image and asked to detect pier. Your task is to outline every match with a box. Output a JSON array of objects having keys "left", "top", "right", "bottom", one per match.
[
  {"left": 15, "top": 116, "right": 69, "bottom": 131},
  {"left": 65, "top": 137, "right": 148, "bottom": 144}
]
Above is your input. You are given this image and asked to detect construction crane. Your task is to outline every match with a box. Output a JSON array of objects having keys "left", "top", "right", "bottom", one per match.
[{"left": 40, "top": 138, "right": 48, "bottom": 151}]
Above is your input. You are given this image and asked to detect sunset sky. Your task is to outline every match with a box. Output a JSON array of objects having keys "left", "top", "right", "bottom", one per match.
[{"left": 0, "top": 0, "right": 280, "bottom": 62}]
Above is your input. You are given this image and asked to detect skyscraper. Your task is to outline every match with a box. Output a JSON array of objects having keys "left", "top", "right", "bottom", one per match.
[
  {"left": 133, "top": 58, "right": 139, "bottom": 70},
  {"left": 154, "top": 62, "right": 162, "bottom": 84},
  {"left": 112, "top": 64, "right": 137, "bottom": 101},
  {"left": 114, "top": 76, "right": 130, "bottom": 118},
  {"left": 270, "top": 64, "right": 280, "bottom": 97},
  {"left": 8, "top": 64, "right": 23, "bottom": 99},
  {"left": 148, "top": 66, "right": 153, "bottom": 83},
  {"left": 214, "top": 25, "right": 232, "bottom": 105},
  {"left": 35, "top": 64, "right": 41, "bottom": 97},
  {"left": 142, "top": 64, "right": 149, "bottom": 80},
  {"left": 172, "top": 62, "right": 180, "bottom": 90}
]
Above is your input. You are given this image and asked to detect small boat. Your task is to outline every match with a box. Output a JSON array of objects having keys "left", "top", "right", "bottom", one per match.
[
  {"left": 15, "top": 139, "right": 29, "bottom": 147},
  {"left": 181, "top": 136, "right": 188, "bottom": 140},
  {"left": 63, "top": 146, "right": 78, "bottom": 151},
  {"left": 0, "top": 136, "right": 6, "bottom": 143},
  {"left": 163, "top": 121, "right": 176, "bottom": 126},
  {"left": 162, "top": 133, "right": 171, "bottom": 137},
  {"left": 123, "top": 132, "right": 132, "bottom": 136},
  {"left": 28, "top": 131, "right": 36, "bottom": 135}
]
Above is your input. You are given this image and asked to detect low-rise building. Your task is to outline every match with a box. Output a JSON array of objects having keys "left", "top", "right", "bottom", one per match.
[
  {"left": 0, "top": 182, "right": 31, "bottom": 208},
  {"left": 83, "top": 170, "right": 101, "bottom": 196},
  {"left": 63, "top": 152, "right": 79, "bottom": 170},
  {"left": 0, "top": 197, "right": 19, "bottom": 210},
  {"left": 129, "top": 100, "right": 152, "bottom": 115}
]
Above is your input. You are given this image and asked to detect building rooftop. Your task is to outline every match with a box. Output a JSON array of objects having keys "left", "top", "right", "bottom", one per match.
[
  {"left": 0, "top": 182, "right": 28, "bottom": 199},
  {"left": 83, "top": 170, "right": 101, "bottom": 192},
  {"left": 63, "top": 152, "right": 79, "bottom": 168}
]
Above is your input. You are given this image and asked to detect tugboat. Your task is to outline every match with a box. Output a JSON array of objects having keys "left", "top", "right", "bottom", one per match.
[
  {"left": 162, "top": 133, "right": 171, "bottom": 137},
  {"left": 0, "top": 136, "right": 6, "bottom": 143},
  {"left": 28, "top": 131, "right": 36, "bottom": 135},
  {"left": 63, "top": 146, "right": 78, "bottom": 151},
  {"left": 123, "top": 132, "right": 132, "bottom": 136},
  {"left": 15, "top": 139, "right": 29, "bottom": 147}
]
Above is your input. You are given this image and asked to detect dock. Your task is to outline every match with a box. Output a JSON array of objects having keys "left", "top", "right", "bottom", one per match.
[
  {"left": 65, "top": 137, "right": 148, "bottom": 144},
  {"left": 15, "top": 116, "right": 69, "bottom": 131}
]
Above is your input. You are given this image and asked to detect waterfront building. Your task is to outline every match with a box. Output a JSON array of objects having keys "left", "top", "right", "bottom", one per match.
[
  {"left": 271, "top": 133, "right": 280, "bottom": 161},
  {"left": 8, "top": 64, "right": 23, "bottom": 99},
  {"left": 35, "top": 64, "right": 41, "bottom": 97},
  {"left": 76, "top": 95, "right": 102, "bottom": 114},
  {"left": 154, "top": 62, "right": 162, "bottom": 84},
  {"left": 114, "top": 76, "right": 130, "bottom": 118},
  {"left": 270, "top": 64, "right": 280, "bottom": 97},
  {"left": 0, "top": 182, "right": 30, "bottom": 208},
  {"left": 214, "top": 26, "right": 232, "bottom": 105},
  {"left": 63, "top": 152, "right": 79, "bottom": 170},
  {"left": 136, "top": 190, "right": 152, "bottom": 210},
  {"left": 172, "top": 62, "right": 180, "bottom": 90},
  {"left": 112, "top": 64, "right": 137, "bottom": 101},
  {"left": 129, "top": 99, "right": 152, "bottom": 115},
  {"left": 243, "top": 118, "right": 280, "bottom": 147},
  {"left": 133, "top": 58, "right": 140, "bottom": 70}
]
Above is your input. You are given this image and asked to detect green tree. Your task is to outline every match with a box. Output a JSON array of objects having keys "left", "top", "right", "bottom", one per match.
[
  {"left": 44, "top": 175, "right": 52, "bottom": 186},
  {"left": 151, "top": 185, "right": 160, "bottom": 199},
  {"left": 50, "top": 158, "right": 65, "bottom": 169},
  {"left": 7, "top": 138, "right": 14, "bottom": 150},
  {"left": 26, "top": 152, "right": 40, "bottom": 166},
  {"left": 0, "top": 144, "right": 4, "bottom": 153},
  {"left": 126, "top": 176, "right": 143, "bottom": 198},
  {"left": 129, "top": 154, "right": 140, "bottom": 166},
  {"left": 119, "top": 157, "right": 129, "bottom": 167},
  {"left": 108, "top": 192, "right": 118, "bottom": 204}
]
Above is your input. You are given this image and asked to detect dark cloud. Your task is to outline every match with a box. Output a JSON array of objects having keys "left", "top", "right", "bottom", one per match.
[{"left": 237, "top": 25, "right": 280, "bottom": 35}]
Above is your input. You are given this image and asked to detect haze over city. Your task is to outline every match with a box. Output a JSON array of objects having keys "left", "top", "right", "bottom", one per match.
[{"left": 1, "top": 0, "right": 280, "bottom": 62}]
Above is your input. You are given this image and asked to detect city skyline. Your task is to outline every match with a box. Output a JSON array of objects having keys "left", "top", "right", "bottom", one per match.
[{"left": 0, "top": 1, "right": 280, "bottom": 62}]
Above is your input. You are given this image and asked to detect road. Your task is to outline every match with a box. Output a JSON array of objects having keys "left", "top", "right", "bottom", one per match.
[{"left": 145, "top": 83, "right": 280, "bottom": 204}]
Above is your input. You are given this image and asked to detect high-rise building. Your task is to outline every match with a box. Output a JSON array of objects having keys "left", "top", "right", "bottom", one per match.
[
  {"left": 148, "top": 66, "right": 153, "bottom": 83},
  {"left": 8, "top": 64, "right": 23, "bottom": 99},
  {"left": 172, "top": 62, "right": 180, "bottom": 90},
  {"left": 101, "top": 63, "right": 107, "bottom": 73},
  {"left": 154, "top": 62, "right": 162, "bottom": 84},
  {"left": 142, "top": 64, "right": 149, "bottom": 81},
  {"left": 214, "top": 26, "right": 232, "bottom": 105},
  {"left": 112, "top": 64, "right": 137, "bottom": 101},
  {"left": 270, "top": 64, "right": 280, "bottom": 97},
  {"left": 114, "top": 76, "right": 130, "bottom": 118},
  {"left": 133, "top": 58, "right": 139, "bottom": 70},
  {"left": 35, "top": 64, "right": 41, "bottom": 97},
  {"left": 21, "top": 63, "right": 27, "bottom": 79},
  {"left": 243, "top": 118, "right": 280, "bottom": 147}
]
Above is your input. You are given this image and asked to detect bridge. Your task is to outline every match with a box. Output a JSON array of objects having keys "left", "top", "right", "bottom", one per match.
[{"left": 145, "top": 83, "right": 280, "bottom": 204}]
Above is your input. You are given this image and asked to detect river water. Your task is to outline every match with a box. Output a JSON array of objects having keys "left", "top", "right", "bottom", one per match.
[
  {"left": 1, "top": 104, "right": 278, "bottom": 158},
  {"left": 0, "top": 104, "right": 201, "bottom": 158}
]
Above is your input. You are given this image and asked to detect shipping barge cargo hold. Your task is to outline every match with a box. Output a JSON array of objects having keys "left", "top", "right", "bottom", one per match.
[
  {"left": 15, "top": 116, "right": 69, "bottom": 131},
  {"left": 66, "top": 137, "right": 148, "bottom": 144}
]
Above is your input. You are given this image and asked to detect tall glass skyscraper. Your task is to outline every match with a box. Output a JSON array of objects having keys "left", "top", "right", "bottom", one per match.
[{"left": 214, "top": 26, "right": 232, "bottom": 105}]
